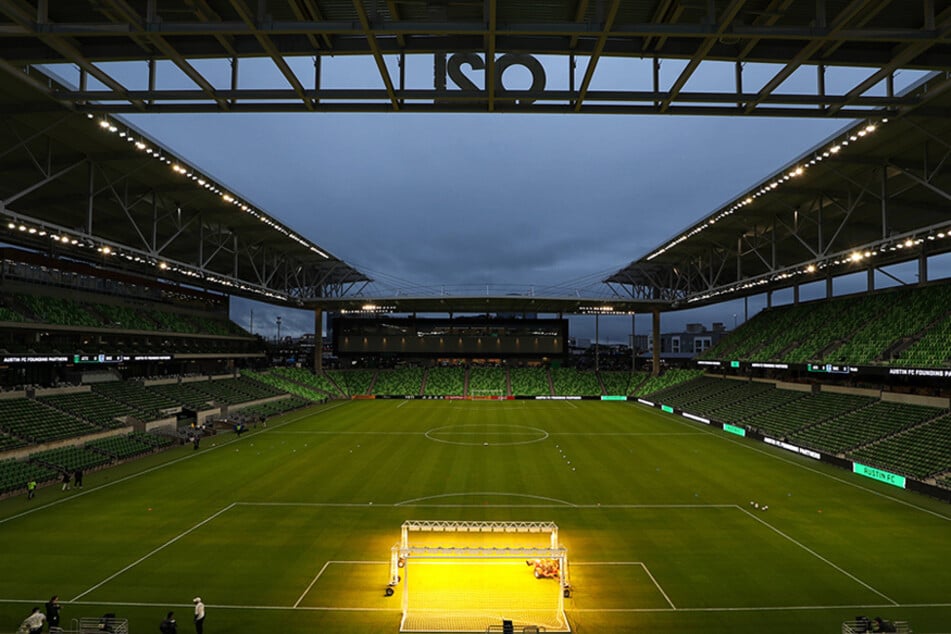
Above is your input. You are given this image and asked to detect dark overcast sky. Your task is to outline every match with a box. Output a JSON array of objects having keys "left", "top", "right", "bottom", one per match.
[{"left": 113, "top": 57, "right": 936, "bottom": 342}]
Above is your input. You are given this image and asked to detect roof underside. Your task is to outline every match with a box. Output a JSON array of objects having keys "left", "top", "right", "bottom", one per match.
[
  {"left": 606, "top": 72, "right": 951, "bottom": 308},
  {"left": 0, "top": 71, "right": 368, "bottom": 305},
  {"left": 0, "top": 1, "right": 950, "bottom": 313},
  {"left": 0, "top": 1, "right": 949, "bottom": 116}
]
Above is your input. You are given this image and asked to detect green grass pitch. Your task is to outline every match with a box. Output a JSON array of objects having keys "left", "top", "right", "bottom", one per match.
[{"left": 1, "top": 400, "right": 949, "bottom": 633}]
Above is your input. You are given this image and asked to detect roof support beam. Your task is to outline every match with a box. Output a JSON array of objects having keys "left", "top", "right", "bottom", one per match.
[
  {"left": 99, "top": 0, "right": 231, "bottom": 111},
  {"left": 485, "top": 0, "right": 497, "bottom": 111},
  {"left": 742, "top": 0, "right": 879, "bottom": 114},
  {"left": 0, "top": 0, "right": 145, "bottom": 111},
  {"left": 828, "top": 6, "right": 951, "bottom": 116},
  {"left": 352, "top": 0, "right": 400, "bottom": 111},
  {"left": 573, "top": 0, "right": 620, "bottom": 112},
  {"left": 659, "top": 0, "right": 748, "bottom": 113},
  {"left": 227, "top": 0, "right": 315, "bottom": 111}
]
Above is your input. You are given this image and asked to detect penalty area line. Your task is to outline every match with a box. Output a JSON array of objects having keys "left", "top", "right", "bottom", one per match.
[
  {"left": 70, "top": 503, "right": 238, "bottom": 603},
  {"left": 570, "top": 561, "right": 675, "bottom": 610},
  {"left": 295, "top": 560, "right": 388, "bottom": 608},
  {"left": 735, "top": 505, "right": 899, "bottom": 606}
]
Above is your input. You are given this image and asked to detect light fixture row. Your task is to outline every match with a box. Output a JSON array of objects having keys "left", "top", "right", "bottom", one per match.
[
  {"left": 647, "top": 119, "right": 887, "bottom": 263},
  {"left": 684, "top": 224, "right": 951, "bottom": 305},
  {"left": 3, "top": 219, "right": 288, "bottom": 302},
  {"left": 90, "top": 114, "right": 328, "bottom": 259}
]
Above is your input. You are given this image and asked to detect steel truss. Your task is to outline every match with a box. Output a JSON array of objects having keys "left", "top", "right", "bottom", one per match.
[
  {"left": 0, "top": 111, "right": 365, "bottom": 303},
  {"left": 607, "top": 114, "right": 951, "bottom": 307},
  {"left": 0, "top": 1, "right": 948, "bottom": 116}
]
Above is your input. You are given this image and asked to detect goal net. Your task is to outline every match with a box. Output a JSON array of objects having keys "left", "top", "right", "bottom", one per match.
[
  {"left": 469, "top": 389, "right": 507, "bottom": 400},
  {"left": 391, "top": 521, "right": 570, "bottom": 633}
]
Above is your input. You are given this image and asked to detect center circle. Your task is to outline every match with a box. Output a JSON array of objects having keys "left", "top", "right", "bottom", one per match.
[{"left": 425, "top": 424, "right": 549, "bottom": 446}]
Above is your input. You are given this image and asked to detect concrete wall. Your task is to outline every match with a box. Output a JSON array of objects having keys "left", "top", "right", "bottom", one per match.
[
  {"left": 34, "top": 385, "right": 91, "bottom": 397},
  {"left": 4, "top": 427, "right": 131, "bottom": 461},
  {"left": 881, "top": 392, "right": 951, "bottom": 409},
  {"left": 774, "top": 380, "right": 814, "bottom": 393},
  {"left": 821, "top": 384, "right": 881, "bottom": 398}
]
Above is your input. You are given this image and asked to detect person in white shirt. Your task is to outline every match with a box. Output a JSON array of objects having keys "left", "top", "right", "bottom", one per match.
[
  {"left": 192, "top": 597, "right": 205, "bottom": 634},
  {"left": 21, "top": 607, "right": 45, "bottom": 634}
]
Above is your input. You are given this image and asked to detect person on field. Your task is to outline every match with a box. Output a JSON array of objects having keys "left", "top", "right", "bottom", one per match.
[
  {"left": 45, "top": 596, "right": 61, "bottom": 632},
  {"left": 192, "top": 598, "right": 204, "bottom": 634},
  {"left": 60, "top": 472, "right": 70, "bottom": 491},
  {"left": 27, "top": 479, "right": 37, "bottom": 500},
  {"left": 21, "top": 607, "right": 45, "bottom": 634},
  {"left": 159, "top": 611, "right": 177, "bottom": 634}
]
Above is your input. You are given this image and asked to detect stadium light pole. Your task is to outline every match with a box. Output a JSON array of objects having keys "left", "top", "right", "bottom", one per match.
[
  {"left": 594, "top": 314, "right": 600, "bottom": 372},
  {"left": 631, "top": 313, "right": 636, "bottom": 372},
  {"left": 276, "top": 315, "right": 282, "bottom": 344}
]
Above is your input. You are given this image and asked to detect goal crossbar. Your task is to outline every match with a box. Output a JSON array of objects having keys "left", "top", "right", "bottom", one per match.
[
  {"left": 392, "top": 520, "right": 571, "bottom": 633},
  {"left": 395, "top": 545, "right": 567, "bottom": 560}
]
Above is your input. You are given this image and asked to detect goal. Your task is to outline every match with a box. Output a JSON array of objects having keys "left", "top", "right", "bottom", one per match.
[
  {"left": 390, "top": 521, "right": 570, "bottom": 633},
  {"left": 469, "top": 389, "right": 507, "bottom": 400}
]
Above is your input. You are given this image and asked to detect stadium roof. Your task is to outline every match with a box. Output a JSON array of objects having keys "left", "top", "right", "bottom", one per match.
[
  {"left": 1, "top": 1, "right": 949, "bottom": 116},
  {"left": 1, "top": 1, "right": 951, "bottom": 315},
  {"left": 606, "top": 71, "right": 951, "bottom": 308},
  {"left": 0, "top": 70, "right": 369, "bottom": 305}
]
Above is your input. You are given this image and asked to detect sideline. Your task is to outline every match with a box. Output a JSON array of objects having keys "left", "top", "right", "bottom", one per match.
[
  {"left": 639, "top": 402, "right": 951, "bottom": 522},
  {"left": 735, "top": 505, "right": 898, "bottom": 607},
  {"left": 0, "top": 401, "right": 349, "bottom": 526},
  {"left": 70, "top": 503, "right": 238, "bottom": 602}
]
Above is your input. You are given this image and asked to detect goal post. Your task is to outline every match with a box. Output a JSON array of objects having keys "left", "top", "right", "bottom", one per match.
[
  {"left": 469, "top": 389, "right": 507, "bottom": 400},
  {"left": 391, "top": 521, "right": 570, "bottom": 633}
]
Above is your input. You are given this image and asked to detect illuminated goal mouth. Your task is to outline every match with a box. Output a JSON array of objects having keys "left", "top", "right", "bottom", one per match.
[
  {"left": 424, "top": 424, "right": 549, "bottom": 446},
  {"left": 391, "top": 521, "right": 570, "bottom": 633}
]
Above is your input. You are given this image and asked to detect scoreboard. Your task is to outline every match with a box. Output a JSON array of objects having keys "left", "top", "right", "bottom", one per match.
[{"left": 333, "top": 316, "right": 567, "bottom": 358}]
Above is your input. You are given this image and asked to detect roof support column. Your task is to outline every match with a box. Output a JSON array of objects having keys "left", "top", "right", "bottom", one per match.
[
  {"left": 313, "top": 306, "right": 323, "bottom": 374},
  {"left": 867, "top": 265, "right": 875, "bottom": 292},
  {"left": 631, "top": 313, "right": 636, "bottom": 373},
  {"left": 595, "top": 313, "right": 600, "bottom": 372},
  {"left": 918, "top": 252, "right": 928, "bottom": 285},
  {"left": 651, "top": 309, "right": 661, "bottom": 377},
  {"left": 880, "top": 164, "right": 888, "bottom": 240},
  {"left": 86, "top": 161, "right": 95, "bottom": 234}
]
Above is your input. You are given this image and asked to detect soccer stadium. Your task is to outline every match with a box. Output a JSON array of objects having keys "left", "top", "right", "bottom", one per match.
[{"left": 1, "top": 3, "right": 950, "bottom": 634}]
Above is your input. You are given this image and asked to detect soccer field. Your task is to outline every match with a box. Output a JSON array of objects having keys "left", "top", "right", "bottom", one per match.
[{"left": 1, "top": 400, "right": 949, "bottom": 634}]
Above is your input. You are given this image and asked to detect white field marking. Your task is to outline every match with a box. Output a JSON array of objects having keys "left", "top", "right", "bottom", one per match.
[
  {"left": 0, "top": 401, "right": 346, "bottom": 526},
  {"left": 396, "top": 400, "right": 409, "bottom": 408},
  {"left": 570, "top": 604, "right": 901, "bottom": 613},
  {"left": 639, "top": 561, "right": 676, "bottom": 610},
  {"left": 429, "top": 431, "right": 546, "bottom": 436},
  {"left": 237, "top": 501, "right": 393, "bottom": 508},
  {"left": 654, "top": 403, "right": 951, "bottom": 522},
  {"left": 294, "top": 560, "right": 386, "bottom": 607},
  {"left": 569, "top": 561, "right": 675, "bottom": 609},
  {"left": 562, "top": 400, "right": 578, "bottom": 409},
  {"left": 450, "top": 403, "right": 527, "bottom": 410},
  {"left": 424, "top": 424, "right": 549, "bottom": 447},
  {"left": 233, "top": 501, "right": 733, "bottom": 510},
  {"left": 394, "top": 491, "right": 578, "bottom": 507},
  {"left": 273, "top": 430, "right": 420, "bottom": 435},
  {"left": 70, "top": 503, "right": 237, "bottom": 602},
  {"left": 2, "top": 597, "right": 949, "bottom": 614},
  {"left": 735, "top": 505, "right": 899, "bottom": 606},
  {"left": 550, "top": 431, "right": 703, "bottom": 436}
]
